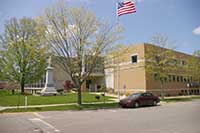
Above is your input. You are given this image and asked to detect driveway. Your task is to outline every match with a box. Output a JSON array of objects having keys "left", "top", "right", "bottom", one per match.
[{"left": 0, "top": 100, "right": 200, "bottom": 133}]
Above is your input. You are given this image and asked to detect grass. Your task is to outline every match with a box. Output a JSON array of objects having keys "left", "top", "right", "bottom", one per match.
[
  {"left": 0, "top": 90, "right": 114, "bottom": 106},
  {"left": 0, "top": 103, "right": 119, "bottom": 113},
  {"left": 161, "top": 96, "right": 200, "bottom": 103}
]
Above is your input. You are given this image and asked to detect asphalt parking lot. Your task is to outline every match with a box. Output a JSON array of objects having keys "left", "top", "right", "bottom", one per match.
[{"left": 0, "top": 100, "right": 200, "bottom": 133}]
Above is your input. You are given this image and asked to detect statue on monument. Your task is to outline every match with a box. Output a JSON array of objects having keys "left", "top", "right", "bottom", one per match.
[{"left": 41, "top": 56, "right": 58, "bottom": 95}]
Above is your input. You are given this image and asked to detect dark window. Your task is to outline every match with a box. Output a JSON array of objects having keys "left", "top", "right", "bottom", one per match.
[
  {"left": 187, "top": 77, "right": 190, "bottom": 82},
  {"left": 164, "top": 77, "right": 167, "bottom": 82},
  {"left": 177, "top": 76, "right": 180, "bottom": 82},
  {"left": 181, "top": 60, "right": 186, "bottom": 66},
  {"left": 154, "top": 73, "right": 159, "bottom": 80},
  {"left": 184, "top": 77, "right": 187, "bottom": 82},
  {"left": 155, "top": 56, "right": 160, "bottom": 63},
  {"left": 131, "top": 55, "right": 138, "bottom": 63},
  {"left": 180, "top": 76, "right": 183, "bottom": 82},
  {"left": 172, "top": 75, "right": 176, "bottom": 82},
  {"left": 184, "top": 90, "right": 187, "bottom": 93}
]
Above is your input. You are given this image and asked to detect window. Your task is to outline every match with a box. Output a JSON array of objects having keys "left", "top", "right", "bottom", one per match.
[
  {"left": 180, "top": 60, "right": 186, "bottom": 66},
  {"left": 170, "top": 59, "right": 177, "bottom": 65},
  {"left": 184, "top": 77, "right": 187, "bottom": 82},
  {"left": 168, "top": 75, "right": 172, "bottom": 82},
  {"left": 131, "top": 55, "right": 138, "bottom": 63},
  {"left": 177, "top": 76, "right": 180, "bottom": 82},
  {"left": 154, "top": 73, "right": 159, "bottom": 80},
  {"left": 172, "top": 75, "right": 176, "bottom": 82},
  {"left": 184, "top": 90, "right": 187, "bottom": 94},
  {"left": 155, "top": 55, "right": 160, "bottom": 63},
  {"left": 180, "top": 76, "right": 183, "bottom": 82},
  {"left": 190, "top": 77, "right": 193, "bottom": 82},
  {"left": 164, "top": 77, "right": 167, "bottom": 82},
  {"left": 181, "top": 90, "right": 184, "bottom": 94}
]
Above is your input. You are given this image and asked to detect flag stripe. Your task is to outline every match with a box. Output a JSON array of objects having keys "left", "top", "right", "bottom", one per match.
[
  {"left": 118, "top": 7, "right": 135, "bottom": 13},
  {"left": 118, "top": 10, "right": 136, "bottom": 16},
  {"left": 117, "top": 1, "right": 136, "bottom": 17},
  {"left": 117, "top": 8, "right": 136, "bottom": 15}
]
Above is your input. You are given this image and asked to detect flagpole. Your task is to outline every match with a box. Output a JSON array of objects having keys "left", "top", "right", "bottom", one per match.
[
  {"left": 116, "top": 0, "right": 119, "bottom": 24},
  {"left": 116, "top": 0, "right": 120, "bottom": 101},
  {"left": 115, "top": 0, "right": 136, "bottom": 101}
]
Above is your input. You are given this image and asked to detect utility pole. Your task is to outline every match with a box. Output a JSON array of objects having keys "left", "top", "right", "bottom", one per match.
[{"left": 117, "top": 55, "right": 120, "bottom": 101}]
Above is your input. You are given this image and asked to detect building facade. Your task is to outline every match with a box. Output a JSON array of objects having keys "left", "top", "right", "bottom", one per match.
[
  {"left": 25, "top": 43, "right": 200, "bottom": 96},
  {"left": 105, "top": 43, "right": 200, "bottom": 96}
]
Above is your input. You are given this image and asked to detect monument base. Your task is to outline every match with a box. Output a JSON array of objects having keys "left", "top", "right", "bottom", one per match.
[{"left": 41, "top": 87, "right": 58, "bottom": 96}]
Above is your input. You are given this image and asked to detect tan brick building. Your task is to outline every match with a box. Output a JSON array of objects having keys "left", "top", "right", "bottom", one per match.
[{"left": 105, "top": 43, "right": 200, "bottom": 96}]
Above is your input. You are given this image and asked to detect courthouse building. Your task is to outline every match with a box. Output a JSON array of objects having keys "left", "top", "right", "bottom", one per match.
[{"left": 25, "top": 43, "right": 200, "bottom": 96}]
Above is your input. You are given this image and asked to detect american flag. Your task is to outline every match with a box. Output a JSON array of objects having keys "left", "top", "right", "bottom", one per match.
[{"left": 117, "top": 1, "right": 136, "bottom": 17}]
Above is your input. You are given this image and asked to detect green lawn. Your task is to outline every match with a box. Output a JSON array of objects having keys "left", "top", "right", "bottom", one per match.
[
  {"left": 161, "top": 96, "right": 200, "bottom": 103},
  {"left": 0, "top": 90, "right": 114, "bottom": 106},
  {"left": 0, "top": 103, "right": 119, "bottom": 113}
]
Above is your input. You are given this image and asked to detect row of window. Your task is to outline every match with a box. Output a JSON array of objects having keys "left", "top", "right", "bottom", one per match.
[
  {"left": 181, "top": 89, "right": 200, "bottom": 95},
  {"left": 155, "top": 56, "right": 187, "bottom": 66},
  {"left": 25, "top": 76, "right": 46, "bottom": 88},
  {"left": 131, "top": 55, "right": 187, "bottom": 66},
  {"left": 154, "top": 73, "right": 200, "bottom": 83}
]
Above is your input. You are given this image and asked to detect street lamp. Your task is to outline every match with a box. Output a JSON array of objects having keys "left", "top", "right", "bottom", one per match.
[{"left": 187, "top": 83, "right": 190, "bottom": 95}]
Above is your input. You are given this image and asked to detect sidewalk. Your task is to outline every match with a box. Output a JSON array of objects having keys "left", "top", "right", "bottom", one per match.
[{"left": 0, "top": 101, "right": 117, "bottom": 111}]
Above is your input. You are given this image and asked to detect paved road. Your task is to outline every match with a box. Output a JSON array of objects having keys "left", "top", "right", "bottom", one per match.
[{"left": 0, "top": 100, "right": 200, "bottom": 133}]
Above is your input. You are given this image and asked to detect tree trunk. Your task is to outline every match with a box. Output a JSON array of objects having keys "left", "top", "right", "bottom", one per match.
[
  {"left": 160, "top": 82, "right": 164, "bottom": 100},
  {"left": 77, "top": 86, "right": 82, "bottom": 105},
  {"left": 12, "top": 89, "right": 15, "bottom": 95},
  {"left": 20, "top": 74, "right": 25, "bottom": 94}
]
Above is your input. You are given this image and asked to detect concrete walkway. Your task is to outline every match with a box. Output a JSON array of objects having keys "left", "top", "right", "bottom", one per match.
[{"left": 0, "top": 101, "right": 117, "bottom": 111}]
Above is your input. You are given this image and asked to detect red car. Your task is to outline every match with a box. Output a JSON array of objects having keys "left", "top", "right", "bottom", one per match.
[{"left": 119, "top": 92, "right": 160, "bottom": 108}]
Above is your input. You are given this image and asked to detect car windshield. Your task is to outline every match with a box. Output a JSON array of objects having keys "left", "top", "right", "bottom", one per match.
[{"left": 128, "top": 93, "right": 141, "bottom": 98}]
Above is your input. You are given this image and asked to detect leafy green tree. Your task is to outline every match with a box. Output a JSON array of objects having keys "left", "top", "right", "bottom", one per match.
[
  {"left": 0, "top": 17, "right": 48, "bottom": 94},
  {"left": 145, "top": 34, "right": 177, "bottom": 99},
  {"left": 186, "top": 50, "right": 200, "bottom": 84},
  {"left": 42, "top": 2, "right": 122, "bottom": 105}
]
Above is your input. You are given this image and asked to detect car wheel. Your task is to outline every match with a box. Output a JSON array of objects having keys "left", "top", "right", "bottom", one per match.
[
  {"left": 153, "top": 100, "right": 157, "bottom": 106},
  {"left": 134, "top": 102, "right": 139, "bottom": 108}
]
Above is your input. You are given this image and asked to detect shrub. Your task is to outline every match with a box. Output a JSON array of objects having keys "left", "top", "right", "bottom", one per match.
[
  {"left": 107, "top": 88, "right": 115, "bottom": 94},
  {"left": 125, "top": 92, "right": 131, "bottom": 96},
  {"left": 63, "top": 80, "right": 74, "bottom": 92}
]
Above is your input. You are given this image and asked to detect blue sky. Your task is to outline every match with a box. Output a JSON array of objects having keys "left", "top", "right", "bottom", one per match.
[{"left": 0, "top": 0, "right": 199, "bottom": 54}]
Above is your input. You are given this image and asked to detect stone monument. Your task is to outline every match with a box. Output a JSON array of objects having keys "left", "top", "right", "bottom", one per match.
[{"left": 41, "top": 56, "right": 58, "bottom": 95}]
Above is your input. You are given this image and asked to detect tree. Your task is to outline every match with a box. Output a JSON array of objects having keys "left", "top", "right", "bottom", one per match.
[
  {"left": 42, "top": 3, "right": 122, "bottom": 105},
  {"left": 186, "top": 50, "right": 200, "bottom": 84},
  {"left": 145, "top": 34, "right": 177, "bottom": 99},
  {"left": 0, "top": 17, "right": 48, "bottom": 94},
  {"left": 193, "top": 50, "right": 200, "bottom": 58}
]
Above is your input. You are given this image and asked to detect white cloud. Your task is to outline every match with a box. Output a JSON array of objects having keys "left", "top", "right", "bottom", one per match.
[{"left": 193, "top": 26, "right": 200, "bottom": 35}]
